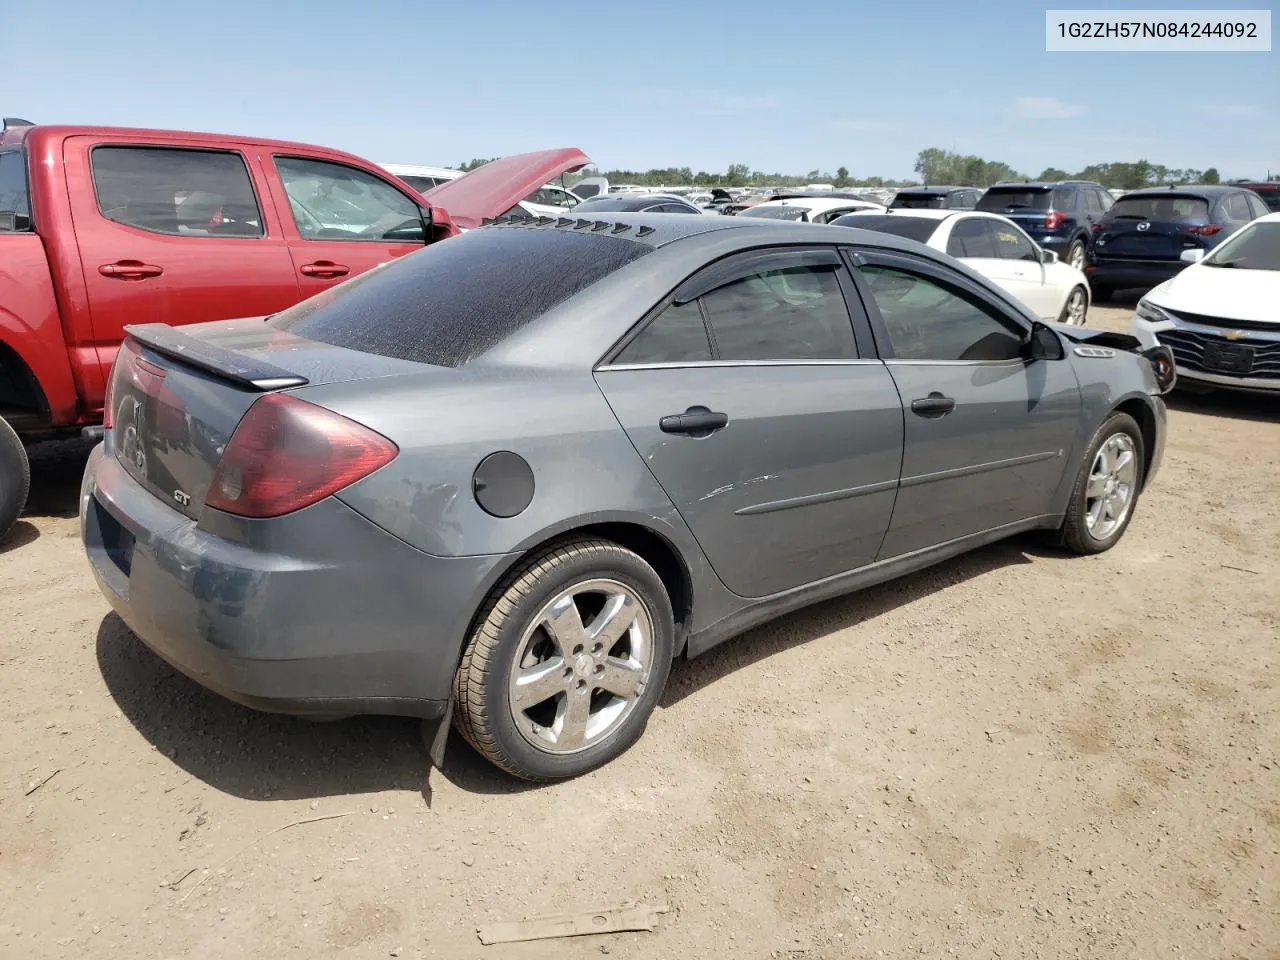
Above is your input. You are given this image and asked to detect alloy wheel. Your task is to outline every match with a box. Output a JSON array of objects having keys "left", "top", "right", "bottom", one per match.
[
  {"left": 1084, "top": 433, "right": 1137, "bottom": 541},
  {"left": 507, "top": 578, "right": 654, "bottom": 754}
]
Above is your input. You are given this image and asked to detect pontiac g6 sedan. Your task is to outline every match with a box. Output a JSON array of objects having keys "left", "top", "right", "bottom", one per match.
[{"left": 81, "top": 213, "right": 1173, "bottom": 781}]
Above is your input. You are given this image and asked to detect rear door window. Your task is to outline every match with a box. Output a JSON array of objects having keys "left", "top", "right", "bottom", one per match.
[
  {"left": 1245, "top": 192, "right": 1270, "bottom": 218},
  {"left": 614, "top": 300, "right": 712, "bottom": 364},
  {"left": 0, "top": 150, "right": 30, "bottom": 230},
  {"left": 90, "top": 146, "right": 263, "bottom": 237},
  {"left": 990, "top": 222, "right": 1039, "bottom": 261},
  {"left": 700, "top": 264, "right": 857, "bottom": 361},
  {"left": 1222, "top": 192, "right": 1251, "bottom": 222},
  {"left": 275, "top": 156, "right": 425, "bottom": 242}
]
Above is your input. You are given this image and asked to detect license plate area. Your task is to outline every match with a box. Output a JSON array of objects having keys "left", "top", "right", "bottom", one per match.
[{"left": 1202, "top": 340, "right": 1254, "bottom": 375}]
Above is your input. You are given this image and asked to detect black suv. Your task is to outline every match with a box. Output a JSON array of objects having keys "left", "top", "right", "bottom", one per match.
[
  {"left": 976, "top": 180, "right": 1112, "bottom": 271},
  {"left": 890, "top": 186, "right": 981, "bottom": 210}
]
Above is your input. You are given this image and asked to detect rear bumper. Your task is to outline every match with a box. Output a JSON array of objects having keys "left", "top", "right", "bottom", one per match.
[
  {"left": 1087, "top": 259, "right": 1185, "bottom": 289},
  {"left": 80, "top": 444, "right": 510, "bottom": 719}
]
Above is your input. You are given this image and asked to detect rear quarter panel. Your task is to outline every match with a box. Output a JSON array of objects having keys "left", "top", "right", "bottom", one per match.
[{"left": 301, "top": 367, "right": 710, "bottom": 563}]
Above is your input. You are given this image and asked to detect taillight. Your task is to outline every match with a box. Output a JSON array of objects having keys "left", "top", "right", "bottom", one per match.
[
  {"left": 101, "top": 342, "right": 134, "bottom": 430},
  {"left": 1186, "top": 224, "right": 1222, "bottom": 237},
  {"left": 206, "top": 394, "right": 398, "bottom": 519},
  {"left": 1045, "top": 210, "right": 1067, "bottom": 229},
  {"left": 1091, "top": 223, "right": 1104, "bottom": 234}
]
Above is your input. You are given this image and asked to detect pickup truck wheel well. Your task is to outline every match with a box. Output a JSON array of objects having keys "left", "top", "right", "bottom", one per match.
[{"left": 0, "top": 342, "right": 50, "bottom": 432}]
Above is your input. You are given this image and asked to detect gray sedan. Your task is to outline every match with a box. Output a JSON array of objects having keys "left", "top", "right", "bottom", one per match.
[{"left": 80, "top": 213, "right": 1174, "bottom": 781}]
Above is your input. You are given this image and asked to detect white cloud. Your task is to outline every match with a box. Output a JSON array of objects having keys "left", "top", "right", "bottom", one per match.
[{"left": 1008, "top": 96, "right": 1086, "bottom": 120}]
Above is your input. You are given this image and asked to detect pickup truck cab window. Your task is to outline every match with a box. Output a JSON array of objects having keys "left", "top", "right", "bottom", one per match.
[
  {"left": 274, "top": 156, "right": 425, "bottom": 243},
  {"left": 0, "top": 150, "right": 31, "bottom": 231},
  {"left": 90, "top": 146, "right": 264, "bottom": 238}
]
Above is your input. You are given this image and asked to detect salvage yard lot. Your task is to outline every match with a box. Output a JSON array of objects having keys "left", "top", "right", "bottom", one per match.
[{"left": 1, "top": 301, "right": 1277, "bottom": 960}]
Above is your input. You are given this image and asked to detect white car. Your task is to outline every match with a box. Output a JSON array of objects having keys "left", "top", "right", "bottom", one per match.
[
  {"left": 379, "top": 163, "right": 583, "bottom": 219},
  {"left": 735, "top": 196, "right": 887, "bottom": 224},
  {"left": 833, "top": 209, "right": 1091, "bottom": 324},
  {"left": 1130, "top": 212, "right": 1280, "bottom": 393}
]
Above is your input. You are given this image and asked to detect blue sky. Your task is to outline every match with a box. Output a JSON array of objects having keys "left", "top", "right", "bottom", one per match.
[{"left": 4, "top": 0, "right": 1276, "bottom": 179}]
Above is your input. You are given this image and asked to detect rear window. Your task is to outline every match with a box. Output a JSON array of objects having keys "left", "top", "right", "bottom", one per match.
[
  {"left": 738, "top": 205, "right": 808, "bottom": 221},
  {"left": 891, "top": 193, "right": 946, "bottom": 209},
  {"left": 0, "top": 150, "right": 31, "bottom": 230},
  {"left": 1107, "top": 194, "right": 1210, "bottom": 221},
  {"left": 268, "top": 226, "right": 649, "bottom": 367},
  {"left": 976, "top": 188, "right": 1051, "bottom": 212},
  {"left": 832, "top": 214, "right": 937, "bottom": 243}
]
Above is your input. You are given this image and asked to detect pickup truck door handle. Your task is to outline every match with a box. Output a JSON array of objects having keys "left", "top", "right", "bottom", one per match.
[
  {"left": 910, "top": 393, "right": 956, "bottom": 418},
  {"left": 659, "top": 406, "right": 729, "bottom": 436},
  {"left": 299, "top": 260, "right": 350, "bottom": 279},
  {"left": 99, "top": 260, "right": 163, "bottom": 280}
]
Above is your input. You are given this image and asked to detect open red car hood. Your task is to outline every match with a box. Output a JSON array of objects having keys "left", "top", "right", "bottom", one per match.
[{"left": 421, "top": 147, "right": 590, "bottom": 229}]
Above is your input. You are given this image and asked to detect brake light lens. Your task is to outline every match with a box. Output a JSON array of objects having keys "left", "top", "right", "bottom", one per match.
[
  {"left": 1045, "top": 210, "right": 1067, "bottom": 229},
  {"left": 206, "top": 394, "right": 398, "bottom": 518},
  {"left": 101, "top": 341, "right": 135, "bottom": 430},
  {"left": 1186, "top": 224, "right": 1222, "bottom": 236}
]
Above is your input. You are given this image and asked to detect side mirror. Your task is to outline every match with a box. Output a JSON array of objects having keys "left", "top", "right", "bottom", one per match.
[
  {"left": 1040, "top": 247, "right": 1059, "bottom": 264},
  {"left": 1026, "top": 322, "right": 1065, "bottom": 361},
  {"left": 1180, "top": 248, "right": 1204, "bottom": 263}
]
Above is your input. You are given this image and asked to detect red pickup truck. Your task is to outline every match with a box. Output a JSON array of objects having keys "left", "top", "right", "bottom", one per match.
[{"left": 0, "top": 116, "right": 588, "bottom": 537}]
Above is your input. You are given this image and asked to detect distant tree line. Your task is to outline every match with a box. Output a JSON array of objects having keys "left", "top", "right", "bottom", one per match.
[{"left": 457, "top": 150, "right": 1274, "bottom": 190}]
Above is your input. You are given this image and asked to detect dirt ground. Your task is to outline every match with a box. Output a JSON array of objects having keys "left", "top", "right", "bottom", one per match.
[{"left": 2, "top": 300, "right": 1277, "bottom": 960}]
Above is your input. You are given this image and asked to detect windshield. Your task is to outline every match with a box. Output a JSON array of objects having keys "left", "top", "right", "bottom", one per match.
[
  {"left": 832, "top": 214, "right": 937, "bottom": 242},
  {"left": 1106, "top": 195, "right": 1209, "bottom": 221},
  {"left": 738, "top": 205, "right": 808, "bottom": 221},
  {"left": 269, "top": 227, "right": 649, "bottom": 366},
  {"left": 976, "top": 188, "right": 1051, "bottom": 211},
  {"left": 1202, "top": 221, "right": 1280, "bottom": 271}
]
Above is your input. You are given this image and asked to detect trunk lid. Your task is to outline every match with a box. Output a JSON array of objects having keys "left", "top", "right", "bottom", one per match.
[
  {"left": 108, "top": 318, "right": 429, "bottom": 521},
  {"left": 421, "top": 147, "right": 591, "bottom": 229}
]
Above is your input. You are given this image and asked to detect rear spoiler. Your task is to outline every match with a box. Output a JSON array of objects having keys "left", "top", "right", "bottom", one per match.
[{"left": 124, "top": 323, "right": 309, "bottom": 391}]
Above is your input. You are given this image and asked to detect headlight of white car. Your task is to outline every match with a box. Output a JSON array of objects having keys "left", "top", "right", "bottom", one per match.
[{"left": 1135, "top": 298, "right": 1172, "bottom": 325}]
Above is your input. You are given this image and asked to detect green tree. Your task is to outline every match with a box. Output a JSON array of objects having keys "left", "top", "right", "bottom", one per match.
[
  {"left": 1201, "top": 167, "right": 1220, "bottom": 184},
  {"left": 726, "top": 163, "right": 752, "bottom": 187},
  {"left": 834, "top": 166, "right": 851, "bottom": 187},
  {"left": 1038, "top": 167, "right": 1070, "bottom": 181}
]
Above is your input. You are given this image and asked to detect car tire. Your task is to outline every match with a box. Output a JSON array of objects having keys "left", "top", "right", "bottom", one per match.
[
  {"left": 1066, "top": 239, "right": 1087, "bottom": 272},
  {"left": 1058, "top": 285, "right": 1089, "bottom": 326},
  {"left": 0, "top": 417, "right": 31, "bottom": 542},
  {"left": 452, "top": 538, "right": 675, "bottom": 781},
  {"left": 1059, "top": 412, "right": 1145, "bottom": 556}
]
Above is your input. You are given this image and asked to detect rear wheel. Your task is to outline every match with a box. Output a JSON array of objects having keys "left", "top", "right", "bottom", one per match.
[
  {"left": 1058, "top": 285, "right": 1089, "bottom": 325},
  {"left": 453, "top": 539, "right": 674, "bottom": 781},
  {"left": 1060, "top": 412, "right": 1144, "bottom": 555},
  {"left": 0, "top": 417, "right": 31, "bottom": 542},
  {"left": 1066, "top": 239, "right": 1087, "bottom": 272}
]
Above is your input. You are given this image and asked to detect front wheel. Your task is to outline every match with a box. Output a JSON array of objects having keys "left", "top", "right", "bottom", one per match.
[
  {"left": 0, "top": 417, "right": 31, "bottom": 542},
  {"left": 1058, "top": 285, "right": 1089, "bottom": 326},
  {"left": 1060, "top": 412, "right": 1145, "bottom": 555},
  {"left": 452, "top": 539, "right": 674, "bottom": 781}
]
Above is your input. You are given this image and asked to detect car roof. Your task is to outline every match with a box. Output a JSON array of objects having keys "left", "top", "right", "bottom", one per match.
[
  {"left": 577, "top": 194, "right": 692, "bottom": 210},
  {"left": 895, "top": 185, "right": 971, "bottom": 194},
  {"left": 485, "top": 209, "right": 961, "bottom": 253},
  {"left": 1119, "top": 184, "right": 1251, "bottom": 197}
]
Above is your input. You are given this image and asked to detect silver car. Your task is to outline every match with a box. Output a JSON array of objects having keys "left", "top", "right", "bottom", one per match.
[{"left": 80, "top": 213, "right": 1174, "bottom": 781}]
